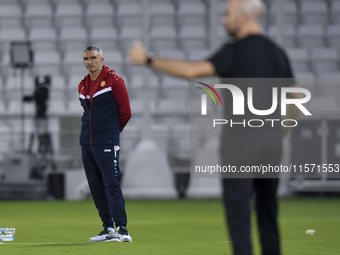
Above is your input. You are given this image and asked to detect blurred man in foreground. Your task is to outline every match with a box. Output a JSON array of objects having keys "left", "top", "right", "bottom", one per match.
[{"left": 129, "top": 0, "right": 302, "bottom": 254}]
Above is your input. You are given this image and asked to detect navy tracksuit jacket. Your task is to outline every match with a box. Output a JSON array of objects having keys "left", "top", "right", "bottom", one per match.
[{"left": 78, "top": 65, "right": 131, "bottom": 228}]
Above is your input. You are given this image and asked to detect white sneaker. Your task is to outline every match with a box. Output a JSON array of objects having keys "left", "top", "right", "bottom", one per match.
[
  {"left": 117, "top": 226, "right": 132, "bottom": 242},
  {"left": 89, "top": 227, "right": 121, "bottom": 242}
]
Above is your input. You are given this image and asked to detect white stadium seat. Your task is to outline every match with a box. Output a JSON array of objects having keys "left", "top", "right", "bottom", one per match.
[
  {"left": 327, "top": 25, "right": 340, "bottom": 50},
  {"left": 178, "top": 2, "right": 206, "bottom": 27},
  {"left": 331, "top": 0, "right": 340, "bottom": 24},
  {"left": 311, "top": 48, "right": 339, "bottom": 75},
  {"left": 24, "top": 4, "right": 53, "bottom": 28},
  {"left": 150, "top": 26, "right": 177, "bottom": 51},
  {"left": 179, "top": 26, "right": 208, "bottom": 51},
  {"left": 298, "top": 24, "right": 326, "bottom": 49},
  {"left": 286, "top": 48, "right": 311, "bottom": 75},
  {"left": 300, "top": 0, "right": 329, "bottom": 25},
  {"left": 116, "top": 3, "right": 142, "bottom": 27},
  {"left": 269, "top": 0, "right": 298, "bottom": 26},
  {"left": 149, "top": 3, "right": 175, "bottom": 27}
]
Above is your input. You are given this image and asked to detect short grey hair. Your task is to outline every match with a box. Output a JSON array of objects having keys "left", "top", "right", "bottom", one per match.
[{"left": 83, "top": 45, "right": 103, "bottom": 57}]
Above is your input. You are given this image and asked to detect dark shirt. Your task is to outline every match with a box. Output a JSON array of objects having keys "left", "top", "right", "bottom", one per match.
[
  {"left": 207, "top": 35, "right": 295, "bottom": 149},
  {"left": 208, "top": 35, "right": 294, "bottom": 78}
]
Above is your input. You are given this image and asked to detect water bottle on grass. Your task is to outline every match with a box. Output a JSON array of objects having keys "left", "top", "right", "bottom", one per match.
[{"left": 0, "top": 228, "right": 15, "bottom": 241}]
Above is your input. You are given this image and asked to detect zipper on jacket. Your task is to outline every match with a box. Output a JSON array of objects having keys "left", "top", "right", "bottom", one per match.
[{"left": 89, "top": 110, "right": 92, "bottom": 145}]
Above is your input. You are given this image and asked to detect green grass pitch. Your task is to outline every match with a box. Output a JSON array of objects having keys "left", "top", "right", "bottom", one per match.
[{"left": 0, "top": 198, "right": 339, "bottom": 255}]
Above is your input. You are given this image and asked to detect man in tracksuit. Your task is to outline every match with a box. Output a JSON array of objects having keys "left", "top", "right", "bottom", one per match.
[{"left": 79, "top": 45, "right": 132, "bottom": 242}]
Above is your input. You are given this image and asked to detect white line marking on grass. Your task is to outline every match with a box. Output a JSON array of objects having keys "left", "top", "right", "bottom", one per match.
[
  {"left": 280, "top": 240, "right": 323, "bottom": 243},
  {"left": 223, "top": 240, "right": 323, "bottom": 243},
  {"left": 129, "top": 220, "right": 176, "bottom": 224},
  {"left": 281, "top": 219, "right": 340, "bottom": 223},
  {"left": 1, "top": 242, "right": 90, "bottom": 245}
]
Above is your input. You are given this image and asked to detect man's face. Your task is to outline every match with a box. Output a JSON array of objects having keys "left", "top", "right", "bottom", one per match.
[
  {"left": 222, "top": 0, "right": 241, "bottom": 37},
  {"left": 83, "top": 50, "right": 104, "bottom": 73}
]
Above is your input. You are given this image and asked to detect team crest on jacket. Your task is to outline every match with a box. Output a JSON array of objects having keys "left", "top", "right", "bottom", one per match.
[{"left": 100, "top": 81, "right": 106, "bottom": 87}]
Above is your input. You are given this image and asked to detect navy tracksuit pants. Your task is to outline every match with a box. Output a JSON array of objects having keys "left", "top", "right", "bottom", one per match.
[{"left": 81, "top": 145, "right": 127, "bottom": 228}]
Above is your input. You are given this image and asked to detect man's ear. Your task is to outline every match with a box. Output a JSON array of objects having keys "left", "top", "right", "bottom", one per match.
[
  {"left": 101, "top": 57, "right": 104, "bottom": 63},
  {"left": 241, "top": 11, "right": 250, "bottom": 24}
]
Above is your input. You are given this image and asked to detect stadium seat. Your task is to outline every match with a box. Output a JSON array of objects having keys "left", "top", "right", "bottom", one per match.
[
  {"left": 290, "top": 120, "right": 323, "bottom": 179},
  {"left": 179, "top": 26, "right": 207, "bottom": 51},
  {"left": 286, "top": 48, "right": 311, "bottom": 75},
  {"left": 63, "top": 51, "right": 85, "bottom": 76},
  {"left": 130, "top": 99, "right": 156, "bottom": 115},
  {"left": 267, "top": 25, "right": 297, "bottom": 48},
  {"left": 269, "top": 0, "right": 298, "bottom": 26},
  {"left": 89, "top": 27, "right": 119, "bottom": 51},
  {"left": 327, "top": 25, "right": 340, "bottom": 50},
  {"left": 85, "top": 3, "right": 115, "bottom": 28},
  {"left": 119, "top": 26, "right": 142, "bottom": 53},
  {"left": 55, "top": 3, "right": 84, "bottom": 29},
  {"left": 178, "top": 1, "right": 206, "bottom": 27},
  {"left": 24, "top": 4, "right": 53, "bottom": 29},
  {"left": 48, "top": 98, "right": 67, "bottom": 116},
  {"left": 83, "top": 0, "right": 111, "bottom": 4},
  {"left": 150, "top": 0, "right": 173, "bottom": 3},
  {"left": 161, "top": 77, "right": 190, "bottom": 100},
  {"left": 149, "top": 2, "right": 175, "bottom": 27},
  {"left": 0, "top": 27, "right": 26, "bottom": 55},
  {"left": 51, "top": 0, "right": 80, "bottom": 4},
  {"left": 50, "top": 75, "right": 66, "bottom": 90},
  {"left": 0, "top": 4, "right": 22, "bottom": 28},
  {"left": 300, "top": 0, "right": 329, "bottom": 25},
  {"left": 102, "top": 50, "right": 124, "bottom": 75},
  {"left": 318, "top": 73, "right": 340, "bottom": 98},
  {"left": 125, "top": 64, "right": 145, "bottom": 77},
  {"left": 120, "top": 123, "right": 139, "bottom": 159},
  {"left": 170, "top": 123, "right": 191, "bottom": 160},
  {"left": 216, "top": 0, "right": 227, "bottom": 17},
  {"left": 66, "top": 99, "right": 84, "bottom": 116},
  {"left": 4, "top": 74, "right": 34, "bottom": 94},
  {"left": 310, "top": 48, "right": 339, "bottom": 76},
  {"left": 116, "top": 3, "right": 142, "bottom": 28},
  {"left": 67, "top": 74, "right": 86, "bottom": 93},
  {"left": 297, "top": 24, "right": 326, "bottom": 49},
  {"left": 150, "top": 26, "right": 177, "bottom": 51},
  {"left": 155, "top": 49, "right": 186, "bottom": 59},
  {"left": 149, "top": 123, "right": 170, "bottom": 152},
  {"left": 307, "top": 96, "right": 338, "bottom": 114},
  {"left": 24, "top": 0, "right": 51, "bottom": 4},
  {"left": 157, "top": 99, "right": 188, "bottom": 115},
  {"left": 331, "top": 0, "right": 340, "bottom": 24},
  {"left": 64, "top": 64, "right": 88, "bottom": 79},
  {"left": 59, "top": 27, "right": 87, "bottom": 52},
  {"left": 0, "top": 0, "right": 20, "bottom": 4},
  {"left": 33, "top": 51, "right": 62, "bottom": 76},
  {"left": 295, "top": 72, "right": 318, "bottom": 97},
  {"left": 326, "top": 119, "right": 340, "bottom": 179},
  {"left": 63, "top": 51, "right": 83, "bottom": 65},
  {"left": 0, "top": 122, "right": 11, "bottom": 158},
  {"left": 129, "top": 73, "right": 159, "bottom": 100},
  {"left": 0, "top": 27, "right": 25, "bottom": 41},
  {"left": 28, "top": 27, "right": 57, "bottom": 52}
]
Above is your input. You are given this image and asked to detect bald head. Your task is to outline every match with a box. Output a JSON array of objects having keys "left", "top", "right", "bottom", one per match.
[
  {"left": 238, "top": 0, "right": 265, "bottom": 22},
  {"left": 223, "top": 0, "right": 264, "bottom": 38}
]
